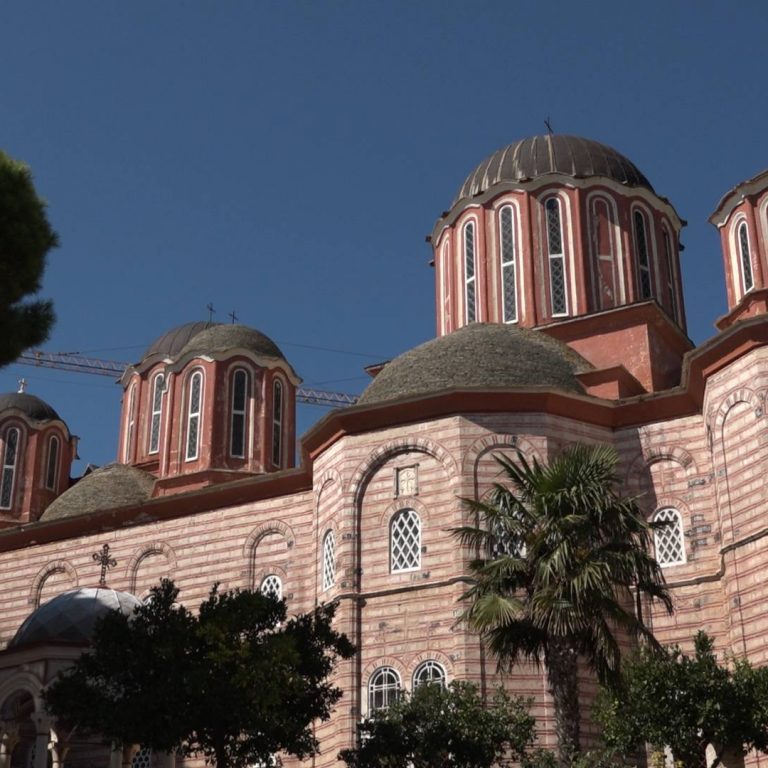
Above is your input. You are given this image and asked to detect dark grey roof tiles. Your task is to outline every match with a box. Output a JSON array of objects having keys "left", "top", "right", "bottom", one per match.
[
  {"left": 41, "top": 463, "right": 155, "bottom": 521},
  {"left": 0, "top": 392, "right": 60, "bottom": 422},
  {"left": 358, "top": 323, "right": 592, "bottom": 405},
  {"left": 178, "top": 324, "right": 286, "bottom": 362},
  {"left": 142, "top": 321, "right": 216, "bottom": 360}
]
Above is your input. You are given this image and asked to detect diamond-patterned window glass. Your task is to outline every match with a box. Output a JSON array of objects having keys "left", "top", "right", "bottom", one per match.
[
  {"left": 0, "top": 428, "right": 19, "bottom": 510},
  {"left": 654, "top": 508, "right": 685, "bottom": 566},
  {"left": 634, "top": 210, "right": 653, "bottom": 299},
  {"left": 230, "top": 369, "right": 248, "bottom": 458},
  {"left": 413, "top": 660, "right": 446, "bottom": 689},
  {"left": 550, "top": 256, "right": 567, "bottom": 316},
  {"left": 272, "top": 379, "right": 283, "bottom": 468},
  {"left": 545, "top": 198, "right": 563, "bottom": 255},
  {"left": 260, "top": 574, "right": 283, "bottom": 600},
  {"left": 739, "top": 222, "right": 754, "bottom": 293},
  {"left": 391, "top": 509, "right": 421, "bottom": 572},
  {"left": 663, "top": 229, "right": 678, "bottom": 322},
  {"left": 132, "top": 747, "right": 152, "bottom": 768},
  {"left": 149, "top": 373, "right": 165, "bottom": 455},
  {"left": 464, "top": 222, "right": 476, "bottom": 323},
  {"left": 500, "top": 205, "right": 517, "bottom": 323},
  {"left": 322, "top": 530, "right": 336, "bottom": 592},
  {"left": 45, "top": 435, "right": 59, "bottom": 491},
  {"left": 124, "top": 383, "right": 137, "bottom": 462},
  {"left": 186, "top": 371, "right": 203, "bottom": 461},
  {"left": 368, "top": 667, "right": 401, "bottom": 711}
]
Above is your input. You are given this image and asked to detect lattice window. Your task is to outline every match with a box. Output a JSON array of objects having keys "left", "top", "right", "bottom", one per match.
[
  {"left": 634, "top": 210, "right": 653, "bottom": 299},
  {"left": 739, "top": 221, "right": 754, "bottom": 293},
  {"left": 260, "top": 574, "right": 282, "bottom": 600},
  {"left": 413, "top": 660, "right": 446, "bottom": 689},
  {"left": 663, "top": 228, "right": 678, "bottom": 322},
  {"left": 391, "top": 509, "right": 421, "bottom": 572},
  {"left": 132, "top": 747, "right": 152, "bottom": 768},
  {"left": 322, "top": 530, "right": 336, "bottom": 592},
  {"left": 272, "top": 379, "right": 283, "bottom": 468},
  {"left": 464, "top": 221, "right": 476, "bottom": 323},
  {"left": 0, "top": 427, "right": 20, "bottom": 509},
  {"left": 368, "top": 667, "right": 401, "bottom": 711},
  {"left": 186, "top": 371, "right": 203, "bottom": 461},
  {"left": 546, "top": 198, "right": 567, "bottom": 316},
  {"left": 231, "top": 369, "right": 249, "bottom": 458},
  {"left": 148, "top": 373, "right": 166, "bottom": 455},
  {"left": 45, "top": 435, "right": 60, "bottom": 491},
  {"left": 124, "top": 382, "right": 137, "bottom": 462},
  {"left": 500, "top": 205, "right": 518, "bottom": 323},
  {"left": 654, "top": 508, "right": 685, "bottom": 566}
]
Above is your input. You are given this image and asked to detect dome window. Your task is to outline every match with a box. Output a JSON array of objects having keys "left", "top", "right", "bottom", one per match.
[
  {"left": 185, "top": 370, "right": 204, "bottom": 462},
  {"left": 148, "top": 373, "right": 166, "bottom": 455},
  {"left": 0, "top": 427, "right": 20, "bottom": 510},
  {"left": 738, "top": 221, "right": 754, "bottom": 294},
  {"left": 45, "top": 435, "right": 60, "bottom": 491},
  {"left": 545, "top": 197, "right": 568, "bottom": 316},
  {"left": 272, "top": 379, "right": 283, "bottom": 468},
  {"left": 230, "top": 368, "right": 250, "bottom": 459},
  {"left": 123, "top": 382, "right": 137, "bottom": 463},
  {"left": 464, "top": 221, "right": 477, "bottom": 324},
  {"left": 662, "top": 227, "right": 679, "bottom": 322},
  {"left": 589, "top": 196, "right": 619, "bottom": 311},
  {"left": 499, "top": 205, "right": 518, "bottom": 323},
  {"left": 633, "top": 210, "right": 653, "bottom": 300}
]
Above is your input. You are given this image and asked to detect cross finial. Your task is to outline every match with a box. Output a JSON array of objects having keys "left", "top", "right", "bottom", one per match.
[
  {"left": 92, "top": 543, "right": 117, "bottom": 587},
  {"left": 206, "top": 303, "right": 216, "bottom": 322},
  {"left": 17, "top": 378, "right": 26, "bottom": 394},
  {"left": 228, "top": 310, "right": 238, "bottom": 324},
  {"left": 544, "top": 117, "right": 554, "bottom": 134}
]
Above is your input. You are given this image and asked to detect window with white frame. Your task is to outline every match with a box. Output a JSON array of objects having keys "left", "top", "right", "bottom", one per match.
[
  {"left": 390, "top": 508, "right": 421, "bottom": 572},
  {"left": 738, "top": 221, "right": 754, "bottom": 294},
  {"left": 0, "top": 427, "right": 20, "bottom": 509},
  {"left": 634, "top": 210, "right": 653, "bottom": 299},
  {"left": 124, "top": 383, "right": 137, "bottom": 462},
  {"left": 260, "top": 574, "right": 282, "bottom": 600},
  {"left": 272, "top": 379, "right": 283, "bottom": 468},
  {"left": 230, "top": 368, "right": 249, "bottom": 458},
  {"left": 499, "top": 205, "right": 518, "bottom": 323},
  {"left": 653, "top": 507, "right": 685, "bottom": 566},
  {"left": 464, "top": 221, "right": 477, "bottom": 324},
  {"left": 148, "top": 373, "right": 166, "bottom": 455},
  {"left": 545, "top": 197, "right": 567, "bottom": 316},
  {"left": 131, "top": 747, "right": 152, "bottom": 768},
  {"left": 185, "top": 370, "right": 203, "bottom": 461},
  {"left": 45, "top": 435, "right": 60, "bottom": 491},
  {"left": 412, "top": 660, "right": 446, "bottom": 689},
  {"left": 322, "top": 530, "right": 336, "bottom": 592},
  {"left": 368, "top": 667, "right": 401, "bottom": 711},
  {"left": 662, "top": 227, "right": 679, "bottom": 322}
]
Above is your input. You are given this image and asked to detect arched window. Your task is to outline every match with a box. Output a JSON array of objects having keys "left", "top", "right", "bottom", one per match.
[
  {"left": 464, "top": 221, "right": 477, "bottom": 324},
  {"left": 738, "top": 220, "right": 754, "bottom": 294},
  {"left": 185, "top": 370, "right": 204, "bottom": 462},
  {"left": 368, "top": 667, "right": 401, "bottom": 711},
  {"left": 545, "top": 197, "right": 567, "bottom": 316},
  {"left": 662, "top": 227, "right": 679, "bottom": 321},
  {"left": 413, "top": 660, "right": 447, "bottom": 689},
  {"left": 260, "top": 574, "right": 282, "bottom": 600},
  {"left": 272, "top": 379, "right": 283, "bottom": 468},
  {"left": 499, "top": 205, "right": 518, "bottom": 323},
  {"left": 653, "top": 507, "right": 686, "bottom": 566},
  {"left": 590, "top": 197, "right": 618, "bottom": 310},
  {"left": 230, "top": 368, "right": 249, "bottom": 459},
  {"left": 124, "top": 382, "right": 137, "bottom": 462},
  {"left": 390, "top": 508, "right": 421, "bottom": 572},
  {"left": 45, "top": 435, "right": 60, "bottom": 491},
  {"left": 148, "top": 373, "right": 166, "bottom": 455},
  {"left": 440, "top": 240, "right": 450, "bottom": 335},
  {"left": 633, "top": 210, "right": 653, "bottom": 299},
  {"left": 0, "top": 427, "right": 20, "bottom": 510},
  {"left": 131, "top": 747, "right": 152, "bottom": 768},
  {"left": 322, "top": 530, "right": 336, "bottom": 592}
]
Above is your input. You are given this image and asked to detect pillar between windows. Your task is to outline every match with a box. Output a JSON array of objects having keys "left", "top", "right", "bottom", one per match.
[{"left": 30, "top": 712, "right": 51, "bottom": 768}]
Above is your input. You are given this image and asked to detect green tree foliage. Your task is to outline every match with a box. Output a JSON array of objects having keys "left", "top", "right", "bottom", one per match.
[
  {"left": 0, "top": 150, "right": 58, "bottom": 366},
  {"left": 595, "top": 631, "right": 768, "bottom": 768},
  {"left": 453, "top": 444, "right": 672, "bottom": 765},
  {"left": 44, "top": 579, "right": 355, "bottom": 768},
  {"left": 339, "top": 680, "right": 551, "bottom": 768}
]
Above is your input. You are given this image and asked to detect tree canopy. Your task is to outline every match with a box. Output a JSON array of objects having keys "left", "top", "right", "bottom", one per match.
[
  {"left": 339, "top": 680, "right": 551, "bottom": 768},
  {"left": 0, "top": 150, "right": 58, "bottom": 367},
  {"left": 453, "top": 444, "right": 672, "bottom": 765},
  {"left": 596, "top": 631, "right": 768, "bottom": 768},
  {"left": 44, "top": 579, "right": 355, "bottom": 768}
]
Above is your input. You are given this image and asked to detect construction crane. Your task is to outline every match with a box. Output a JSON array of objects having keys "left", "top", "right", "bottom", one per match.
[{"left": 16, "top": 351, "right": 359, "bottom": 408}]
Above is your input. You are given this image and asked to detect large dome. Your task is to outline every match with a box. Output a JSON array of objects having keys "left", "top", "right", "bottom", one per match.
[
  {"left": 41, "top": 463, "right": 155, "bottom": 521},
  {"left": 178, "top": 324, "right": 286, "bottom": 362},
  {"left": 142, "top": 321, "right": 216, "bottom": 360},
  {"left": 0, "top": 392, "right": 59, "bottom": 422},
  {"left": 9, "top": 587, "right": 140, "bottom": 649},
  {"left": 453, "top": 134, "right": 653, "bottom": 206},
  {"left": 358, "top": 323, "right": 592, "bottom": 405}
]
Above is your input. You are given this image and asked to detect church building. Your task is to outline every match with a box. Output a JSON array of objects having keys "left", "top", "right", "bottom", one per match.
[{"left": 0, "top": 134, "right": 767, "bottom": 767}]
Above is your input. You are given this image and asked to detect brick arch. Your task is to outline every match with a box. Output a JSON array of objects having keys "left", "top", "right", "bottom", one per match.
[
  {"left": 125, "top": 542, "right": 177, "bottom": 595},
  {"left": 461, "top": 434, "right": 541, "bottom": 478},
  {"left": 243, "top": 520, "right": 295, "bottom": 589},
  {"left": 29, "top": 560, "right": 78, "bottom": 608},
  {"left": 378, "top": 496, "right": 431, "bottom": 528},
  {"left": 624, "top": 445, "right": 697, "bottom": 493},
  {"left": 714, "top": 387, "right": 759, "bottom": 431},
  {"left": 314, "top": 468, "right": 343, "bottom": 499},
  {"left": 0, "top": 673, "right": 45, "bottom": 714},
  {"left": 349, "top": 437, "right": 458, "bottom": 509},
  {"left": 406, "top": 649, "right": 455, "bottom": 684},
  {"left": 361, "top": 655, "right": 407, "bottom": 685}
]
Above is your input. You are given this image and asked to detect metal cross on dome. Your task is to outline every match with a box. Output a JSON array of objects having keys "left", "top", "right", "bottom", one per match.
[{"left": 92, "top": 543, "right": 117, "bottom": 587}]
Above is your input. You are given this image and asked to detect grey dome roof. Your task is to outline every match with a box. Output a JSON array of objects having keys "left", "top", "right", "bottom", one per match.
[
  {"left": 358, "top": 324, "right": 592, "bottom": 405},
  {"left": 178, "top": 324, "right": 286, "bottom": 362},
  {"left": 453, "top": 134, "right": 653, "bottom": 206},
  {"left": 41, "top": 463, "right": 155, "bottom": 521},
  {"left": 143, "top": 321, "right": 216, "bottom": 360},
  {"left": 0, "top": 392, "right": 60, "bottom": 422},
  {"left": 9, "top": 587, "right": 140, "bottom": 649}
]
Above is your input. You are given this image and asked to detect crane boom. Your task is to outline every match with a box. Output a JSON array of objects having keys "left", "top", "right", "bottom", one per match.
[{"left": 16, "top": 351, "right": 359, "bottom": 408}]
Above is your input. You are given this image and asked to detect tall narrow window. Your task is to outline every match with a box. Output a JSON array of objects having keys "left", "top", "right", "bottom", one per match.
[
  {"left": 368, "top": 667, "right": 401, "bottom": 711},
  {"left": 499, "top": 205, "right": 518, "bottom": 323},
  {"left": 272, "top": 379, "right": 283, "bottom": 468},
  {"left": 653, "top": 508, "right": 685, "bottom": 566},
  {"left": 591, "top": 198, "right": 618, "bottom": 310},
  {"left": 124, "top": 383, "right": 137, "bottom": 463},
  {"left": 634, "top": 210, "right": 653, "bottom": 299},
  {"left": 738, "top": 221, "right": 754, "bottom": 294},
  {"left": 0, "top": 428, "right": 20, "bottom": 510},
  {"left": 45, "top": 435, "right": 60, "bottom": 491},
  {"left": 390, "top": 509, "right": 421, "bottom": 572},
  {"left": 322, "top": 530, "right": 336, "bottom": 592},
  {"left": 464, "top": 221, "right": 477, "bottom": 324},
  {"left": 546, "top": 198, "right": 567, "bottom": 316},
  {"left": 185, "top": 371, "right": 203, "bottom": 461},
  {"left": 662, "top": 228, "right": 679, "bottom": 321},
  {"left": 230, "top": 369, "right": 249, "bottom": 458},
  {"left": 148, "top": 373, "right": 165, "bottom": 455}
]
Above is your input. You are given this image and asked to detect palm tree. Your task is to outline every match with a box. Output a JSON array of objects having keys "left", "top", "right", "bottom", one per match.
[{"left": 453, "top": 444, "right": 672, "bottom": 766}]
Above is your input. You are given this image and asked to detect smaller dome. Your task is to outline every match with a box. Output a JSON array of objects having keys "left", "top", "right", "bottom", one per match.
[
  {"left": 358, "top": 324, "right": 592, "bottom": 405},
  {"left": 0, "top": 392, "right": 60, "bottom": 422},
  {"left": 41, "top": 463, "right": 155, "bottom": 521},
  {"left": 142, "top": 321, "right": 215, "bottom": 361},
  {"left": 178, "top": 324, "right": 286, "bottom": 362},
  {"left": 9, "top": 587, "right": 140, "bottom": 649}
]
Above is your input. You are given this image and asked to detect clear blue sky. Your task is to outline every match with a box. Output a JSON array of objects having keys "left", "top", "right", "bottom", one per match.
[{"left": 1, "top": 1, "right": 767, "bottom": 471}]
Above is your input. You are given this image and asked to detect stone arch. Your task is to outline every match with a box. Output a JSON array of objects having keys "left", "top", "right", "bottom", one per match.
[
  {"left": 243, "top": 520, "right": 295, "bottom": 590},
  {"left": 29, "top": 560, "right": 78, "bottom": 608},
  {"left": 462, "top": 433, "right": 541, "bottom": 500},
  {"left": 126, "top": 542, "right": 177, "bottom": 596},
  {"left": 714, "top": 388, "right": 759, "bottom": 432},
  {"left": 407, "top": 649, "right": 455, "bottom": 683},
  {"left": 378, "top": 496, "right": 430, "bottom": 528},
  {"left": 361, "top": 655, "right": 407, "bottom": 686},
  {"left": 314, "top": 468, "right": 343, "bottom": 500},
  {"left": 0, "top": 674, "right": 44, "bottom": 714}
]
